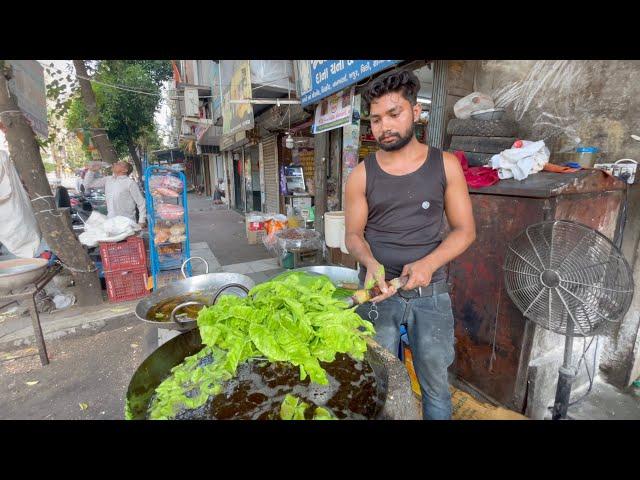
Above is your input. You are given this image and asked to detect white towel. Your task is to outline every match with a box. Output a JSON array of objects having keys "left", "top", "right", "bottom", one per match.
[{"left": 490, "top": 140, "right": 550, "bottom": 181}]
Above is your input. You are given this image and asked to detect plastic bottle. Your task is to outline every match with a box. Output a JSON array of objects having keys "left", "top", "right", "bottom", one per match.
[{"left": 574, "top": 147, "right": 599, "bottom": 168}]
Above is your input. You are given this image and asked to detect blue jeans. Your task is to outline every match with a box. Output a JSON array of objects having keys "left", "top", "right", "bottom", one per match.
[{"left": 357, "top": 285, "right": 455, "bottom": 420}]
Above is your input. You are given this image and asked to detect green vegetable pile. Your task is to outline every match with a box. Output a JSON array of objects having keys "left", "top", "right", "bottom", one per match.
[{"left": 141, "top": 271, "right": 375, "bottom": 420}]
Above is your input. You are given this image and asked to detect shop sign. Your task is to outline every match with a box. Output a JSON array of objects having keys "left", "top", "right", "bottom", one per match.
[
  {"left": 219, "top": 60, "right": 254, "bottom": 136},
  {"left": 298, "top": 60, "right": 400, "bottom": 107},
  {"left": 312, "top": 87, "right": 354, "bottom": 135}
]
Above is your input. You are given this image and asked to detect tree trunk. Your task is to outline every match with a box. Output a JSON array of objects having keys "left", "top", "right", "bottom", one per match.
[
  {"left": 72, "top": 60, "right": 119, "bottom": 165},
  {"left": 0, "top": 63, "right": 103, "bottom": 306},
  {"left": 126, "top": 135, "right": 143, "bottom": 178}
]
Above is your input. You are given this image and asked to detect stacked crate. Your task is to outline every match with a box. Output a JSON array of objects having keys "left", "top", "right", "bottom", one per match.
[{"left": 99, "top": 236, "right": 149, "bottom": 303}]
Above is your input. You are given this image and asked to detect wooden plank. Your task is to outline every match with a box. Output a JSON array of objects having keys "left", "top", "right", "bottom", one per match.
[{"left": 468, "top": 170, "right": 625, "bottom": 198}]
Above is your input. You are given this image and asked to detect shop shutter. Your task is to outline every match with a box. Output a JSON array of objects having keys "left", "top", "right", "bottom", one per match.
[{"left": 262, "top": 134, "right": 279, "bottom": 214}]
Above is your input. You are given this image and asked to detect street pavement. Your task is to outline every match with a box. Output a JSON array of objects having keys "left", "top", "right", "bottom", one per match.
[{"left": 0, "top": 320, "right": 151, "bottom": 419}]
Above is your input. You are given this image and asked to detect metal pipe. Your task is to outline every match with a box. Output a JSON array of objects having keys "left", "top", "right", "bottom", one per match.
[{"left": 552, "top": 310, "right": 576, "bottom": 420}]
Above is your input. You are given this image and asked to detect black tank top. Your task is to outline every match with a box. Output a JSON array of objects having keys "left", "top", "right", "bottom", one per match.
[{"left": 359, "top": 147, "right": 447, "bottom": 284}]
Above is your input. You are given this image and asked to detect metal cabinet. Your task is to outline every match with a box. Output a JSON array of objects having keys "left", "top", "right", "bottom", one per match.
[{"left": 448, "top": 170, "right": 626, "bottom": 410}]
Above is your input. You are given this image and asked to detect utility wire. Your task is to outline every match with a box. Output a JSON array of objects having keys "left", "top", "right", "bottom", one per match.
[{"left": 41, "top": 61, "right": 294, "bottom": 100}]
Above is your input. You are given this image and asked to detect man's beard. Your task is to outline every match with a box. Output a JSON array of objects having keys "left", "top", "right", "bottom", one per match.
[{"left": 376, "top": 126, "right": 414, "bottom": 152}]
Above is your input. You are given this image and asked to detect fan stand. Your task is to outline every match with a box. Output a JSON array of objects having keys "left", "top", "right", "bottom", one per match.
[
  {"left": 546, "top": 269, "right": 579, "bottom": 420},
  {"left": 552, "top": 326, "right": 577, "bottom": 420}
]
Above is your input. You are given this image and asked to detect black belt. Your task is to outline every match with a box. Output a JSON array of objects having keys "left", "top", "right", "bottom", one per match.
[{"left": 397, "top": 280, "right": 449, "bottom": 299}]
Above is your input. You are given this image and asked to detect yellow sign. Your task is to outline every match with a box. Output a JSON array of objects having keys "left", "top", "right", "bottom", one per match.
[{"left": 220, "top": 60, "right": 254, "bottom": 136}]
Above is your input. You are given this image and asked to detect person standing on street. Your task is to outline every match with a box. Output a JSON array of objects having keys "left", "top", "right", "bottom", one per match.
[
  {"left": 83, "top": 160, "right": 147, "bottom": 226},
  {"left": 344, "top": 70, "right": 476, "bottom": 420}
]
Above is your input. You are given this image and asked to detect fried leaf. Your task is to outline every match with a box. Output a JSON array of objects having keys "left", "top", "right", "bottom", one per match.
[
  {"left": 313, "top": 407, "right": 337, "bottom": 420},
  {"left": 280, "top": 394, "right": 309, "bottom": 420}
]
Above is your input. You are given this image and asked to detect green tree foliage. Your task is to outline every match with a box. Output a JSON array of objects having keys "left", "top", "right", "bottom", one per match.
[{"left": 63, "top": 60, "right": 171, "bottom": 160}]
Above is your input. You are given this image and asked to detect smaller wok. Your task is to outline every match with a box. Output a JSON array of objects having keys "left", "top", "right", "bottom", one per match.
[{"left": 135, "top": 257, "right": 255, "bottom": 331}]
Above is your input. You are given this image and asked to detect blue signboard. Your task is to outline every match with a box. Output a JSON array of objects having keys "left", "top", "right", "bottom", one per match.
[{"left": 298, "top": 60, "right": 400, "bottom": 107}]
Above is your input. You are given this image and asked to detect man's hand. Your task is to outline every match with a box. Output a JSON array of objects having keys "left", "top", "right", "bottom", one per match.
[
  {"left": 401, "top": 257, "right": 437, "bottom": 291},
  {"left": 365, "top": 262, "right": 398, "bottom": 304}
]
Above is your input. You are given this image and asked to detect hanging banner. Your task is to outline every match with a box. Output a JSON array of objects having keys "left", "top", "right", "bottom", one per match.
[
  {"left": 7, "top": 61, "right": 48, "bottom": 138},
  {"left": 341, "top": 94, "right": 362, "bottom": 208},
  {"left": 312, "top": 87, "right": 354, "bottom": 135},
  {"left": 298, "top": 60, "right": 400, "bottom": 107},
  {"left": 219, "top": 60, "right": 254, "bottom": 136}
]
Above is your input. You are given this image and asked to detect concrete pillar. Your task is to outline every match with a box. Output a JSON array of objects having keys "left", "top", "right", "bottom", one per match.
[
  {"left": 428, "top": 60, "right": 448, "bottom": 150},
  {"left": 600, "top": 184, "right": 640, "bottom": 387},
  {"left": 313, "top": 132, "right": 329, "bottom": 237}
]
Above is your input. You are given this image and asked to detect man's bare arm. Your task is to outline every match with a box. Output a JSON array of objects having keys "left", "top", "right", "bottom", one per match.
[
  {"left": 401, "top": 152, "right": 476, "bottom": 290},
  {"left": 82, "top": 169, "right": 106, "bottom": 189},
  {"left": 344, "top": 163, "right": 376, "bottom": 269},
  {"left": 344, "top": 163, "right": 392, "bottom": 301}
]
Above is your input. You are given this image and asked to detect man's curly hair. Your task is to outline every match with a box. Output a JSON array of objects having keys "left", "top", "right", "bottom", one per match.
[{"left": 361, "top": 69, "right": 421, "bottom": 110}]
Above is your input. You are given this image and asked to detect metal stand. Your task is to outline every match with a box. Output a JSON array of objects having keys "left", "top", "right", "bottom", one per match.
[
  {"left": 144, "top": 166, "right": 192, "bottom": 290},
  {"left": 0, "top": 264, "right": 63, "bottom": 366},
  {"left": 552, "top": 320, "right": 576, "bottom": 420}
]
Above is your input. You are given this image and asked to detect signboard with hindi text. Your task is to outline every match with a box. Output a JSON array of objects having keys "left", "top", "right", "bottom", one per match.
[{"left": 298, "top": 60, "right": 400, "bottom": 107}]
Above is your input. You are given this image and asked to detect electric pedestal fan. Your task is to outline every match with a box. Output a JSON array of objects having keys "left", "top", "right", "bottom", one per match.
[{"left": 504, "top": 220, "right": 634, "bottom": 419}]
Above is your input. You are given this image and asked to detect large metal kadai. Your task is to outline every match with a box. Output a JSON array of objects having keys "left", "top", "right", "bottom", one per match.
[
  {"left": 503, "top": 220, "right": 634, "bottom": 419},
  {"left": 125, "top": 329, "right": 421, "bottom": 420}
]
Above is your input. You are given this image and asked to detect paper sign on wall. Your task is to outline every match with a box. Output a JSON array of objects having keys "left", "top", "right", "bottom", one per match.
[{"left": 312, "top": 87, "right": 354, "bottom": 135}]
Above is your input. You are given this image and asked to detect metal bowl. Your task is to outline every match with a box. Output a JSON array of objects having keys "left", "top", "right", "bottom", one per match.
[
  {"left": 291, "top": 265, "right": 360, "bottom": 286},
  {"left": 470, "top": 108, "right": 505, "bottom": 121},
  {"left": 135, "top": 272, "right": 255, "bottom": 331},
  {"left": 0, "top": 258, "right": 49, "bottom": 294}
]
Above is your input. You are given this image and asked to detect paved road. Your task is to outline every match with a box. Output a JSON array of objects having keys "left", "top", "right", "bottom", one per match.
[{"left": 0, "top": 320, "right": 153, "bottom": 420}]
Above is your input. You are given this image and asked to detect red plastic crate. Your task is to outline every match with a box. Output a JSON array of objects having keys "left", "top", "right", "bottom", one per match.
[
  {"left": 99, "top": 236, "right": 146, "bottom": 272},
  {"left": 105, "top": 267, "right": 149, "bottom": 303}
]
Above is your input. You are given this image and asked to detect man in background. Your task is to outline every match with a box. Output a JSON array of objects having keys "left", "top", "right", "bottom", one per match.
[{"left": 83, "top": 160, "right": 146, "bottom": 226}]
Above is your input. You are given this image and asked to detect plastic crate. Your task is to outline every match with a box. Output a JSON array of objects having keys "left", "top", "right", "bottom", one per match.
[
  {"left": 105, "top": 267, "right": 149, "bottom": 303},
  {"left": 99, "top": 236, "right": 146, "bottom": 272}
]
